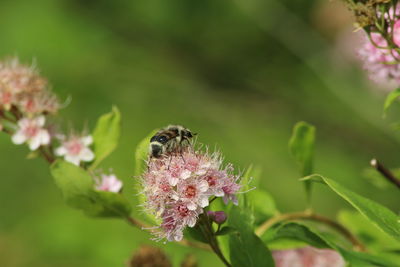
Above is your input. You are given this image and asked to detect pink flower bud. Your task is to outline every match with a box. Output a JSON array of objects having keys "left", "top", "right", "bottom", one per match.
[{"left": 213, "top": 211, "right": 227, "bottom": 224}]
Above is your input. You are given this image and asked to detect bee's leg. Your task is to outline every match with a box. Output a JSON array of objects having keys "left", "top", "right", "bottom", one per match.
[{"left": 167, "top": 155, "right": 172, "bottom": 170}]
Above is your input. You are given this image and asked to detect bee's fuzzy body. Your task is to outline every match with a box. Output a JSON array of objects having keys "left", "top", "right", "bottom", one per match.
[{"left": 149, "top": 125, "right": 194, "bottom": 158}]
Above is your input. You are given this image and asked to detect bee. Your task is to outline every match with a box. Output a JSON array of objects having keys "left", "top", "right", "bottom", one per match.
[{"left": 149, "top": 125, "right": 195, "bottom": 158}]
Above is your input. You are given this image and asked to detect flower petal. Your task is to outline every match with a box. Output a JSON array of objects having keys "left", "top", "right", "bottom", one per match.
[
  {"left": 55, "top": 146, "right": 67, "bottom": 156},
  {"left": 28, "top": 136, "right": 41, "bottom": 151},
  {"left": 39, "top": 130, "right": 50, "bottom": 145},
  {"left": 186, "top": 202, "right": 197, "bottom": 211},
  {"left": 36, "top": 116, "right": 46, "bottom": 127},
  {"left": 65, "top": 155, "right": 81, "bottom": 166},
  {"left": 80, "top": 148, "right": 94, "bottom": 162},
  {"left": 11, "top": 131, "right": 26, "bottom": 145},
  {"left": 82, "top": 135, "right": 93, "bottom": 146},
  {"left": 199, "top": 196, "right": 209, "bottom": 208}
]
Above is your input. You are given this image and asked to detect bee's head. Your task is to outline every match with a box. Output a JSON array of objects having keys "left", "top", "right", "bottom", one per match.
[{"left": 149, "top": 134, "right": 169, "bottom": 158}]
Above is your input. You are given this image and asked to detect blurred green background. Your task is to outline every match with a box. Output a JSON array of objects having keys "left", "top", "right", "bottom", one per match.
[{"left": 1, "top": 0, "right": 399, "bottom": 266}]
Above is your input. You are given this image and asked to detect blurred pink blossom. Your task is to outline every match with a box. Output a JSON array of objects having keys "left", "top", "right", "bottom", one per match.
[
  {"left": 95, "top": 174, "right": 123, "bottom": 193},
  {"left": 358, "top": 32, "right": 400, "bottom": 86},
  {"left": 12, "top": 116, "right": 50, "bottom": 150},
  {"left": 272, "top": 247, "right": 345, "bottom": 267},
  {"left": 0, "top": 57, "right": 59, "bottom": 114},
  {"left": 55, "top": 135, "right": 94, "bottom": 166}
]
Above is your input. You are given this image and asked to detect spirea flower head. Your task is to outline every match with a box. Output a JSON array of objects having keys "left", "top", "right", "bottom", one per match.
[
  {"left": 0, "top": 57, "right": 59, "bottom": 115},
  {"left": 11, "top": 116, "right": 51, "bottom": 150},
  {"left": 95, "top": 173, "right": 123, "bottom": 193},
  {"left": 272, "top": 247, "right": 345, "bottom": 267},
  {"left": 55, "top": 134, "right": 94, "bottom": 166},
  {"left": 358, "top": 32, "right": 400, "bottom": 86},
  {"left": 141, "top": 147, "right": 241, "bottom": 242}
]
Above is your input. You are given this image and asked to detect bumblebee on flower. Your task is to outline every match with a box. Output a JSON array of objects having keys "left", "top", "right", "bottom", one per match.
[{"left": 141, "top": 132, "right": 242, "bottom": 242}]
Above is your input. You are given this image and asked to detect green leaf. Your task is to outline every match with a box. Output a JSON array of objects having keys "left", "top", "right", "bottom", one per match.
[
  {"left": 304, "top": 175, "right": 400, "bottom": 242},
  {"left": 384, "top": 88, "right": 400, "bottom": 116},
  {"left": 134, "top": 129, "right": 158, "bottom": 176},
  {"left": 91, "top": 106, "right": 121, "bottom": 169},
  {"left": 216, "top": 226, "right": 237, "bottom": 236},
  {"left": 338, "top": 210, "right": 400, "bottom": 252},
  {"left": 289, "top": 121, "right": 315, "bottom": 202},
  {"left": 289, "top": 121, "right": 315, "bottom": 177},
  {"left": 185, "top": 225, "right": 208, "bottom": 244},
  {"left": 249, "top": 190, "right": 277, "bottom": 224},
  {"left": 51, "top": 160, "right": 94, "bottom": 210},
  {"left": 228, "top": 205, "right": 275, "bottom": 267},
  {"left": 133, "top": 129, "right": 159, "bottom": 224},
  {"left": 265, "top": 222, "right": 397, "bottom": 266},
  {"left": 89, "top": 190, "right": 131, "bottom": 217},
  {"left": 50, "top": 160, "right": 131, "bottom": 218},
  {"left": 269, "top": 222, "right": 329, "bottom": 249}
]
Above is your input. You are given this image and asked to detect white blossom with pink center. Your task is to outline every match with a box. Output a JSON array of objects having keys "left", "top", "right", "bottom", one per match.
[
  {"left": 95, "top": 174, "right": 123, "bottom": 193},
  {"left": 272, "top": 247, "right": 345, "bottom": 267},
  {"left": 11, "top": 116, "right": 50, "bottom": 150},
  {"left": 55, "top": 135, "right": 94, "bottom": 166},
  {"left": 141, "top": 148, "right": 241, "bottom": 242}
]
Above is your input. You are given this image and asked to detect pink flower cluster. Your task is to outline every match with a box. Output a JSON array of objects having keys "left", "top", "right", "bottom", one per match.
[
  {"left": 0, "top": 57, "right": 96, "bottom": 165},
  {"left": 359, "top": 31, "right": 400, "bottom": 85},
  {"left": 0, "top": 57, "right": 59, "bottom": 115},
  {"left": 358, "top": 4, "right": 400, "bottom": 86},
  {"left": 141, "top": 148, "right": 241, "bottom": 242},
  {"left": 272, "top": 247, "right": 344, "bottom": 267}
]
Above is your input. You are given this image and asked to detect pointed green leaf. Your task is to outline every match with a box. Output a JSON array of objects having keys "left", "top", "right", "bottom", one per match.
[
  {"left": 50, "top": 160, "right": 131, "bottom": 218},
  {"left": 289, "top": 121, "right": 315, "bottom": 202},
  {"left": 216, "top": 226, "right": 237, "bottom": 236},
  {"left": 185, "top": 225, "right": 209, "bottom": 244},
  {"left": 89, "top": 190, "right": 131, "bottom": 217},
  {"left": 228, "top": 205, "right": 275, "bottom": 267},
  {"left": 304, "top": 175, "right": 400, "bottom": 241},
  {"left": 250, "top": 190, "right": 277, "bottom": 224},
  {"left": 289, "top": 121, "right": 315, "bottom": 177},
  {"left": 134, "top": 129, "right": 158, "bottom": 176},
  {"left": 51, "top": 160, "right": 94, "bottom": 210},
  {"left": 384, "top": 88, "right": 400, "bottom": 116},
  {"left": 338, "top": 210, "right": 400, "bottom": 252},
  {"left": 91, "top": 106, "right": 121, "bottom": 169},
  {"left": 134, "top": 129, "right": 159, "bottom": 224}
]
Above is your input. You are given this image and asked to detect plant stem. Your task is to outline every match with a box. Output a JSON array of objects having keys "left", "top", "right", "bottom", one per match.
[
  {"left": 370, "top": 159, "right": 400, "bottom": 190},
  {"left": 198, "top": 215, "right": 231, "bottom": 266},
  {"left": 255, "top": 211, "right": 365, "bottom": 251}
]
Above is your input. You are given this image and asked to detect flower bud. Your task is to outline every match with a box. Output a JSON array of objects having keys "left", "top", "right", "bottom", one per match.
[{"left": 213, "top": 211, "right": 227, "bottom": 224}]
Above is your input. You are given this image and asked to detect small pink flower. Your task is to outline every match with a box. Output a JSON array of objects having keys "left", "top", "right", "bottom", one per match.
[
  {"left": 393, "top": 20, "right": 400, "bottom": 47},
  {"left": 95, "top": 174, "right": 123, "bottom": 193},
  {"left": 141, "top": 147, "right": 242, "bottom": 242},
  {"left": 55, "top": 135, "right": 94, "bottom": 166},
  {"left": 11, "top": 116, "right": 50, "bottom": 150},
  {"left": 272, "top": 247, "right": 345, "bottom": 267}
]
